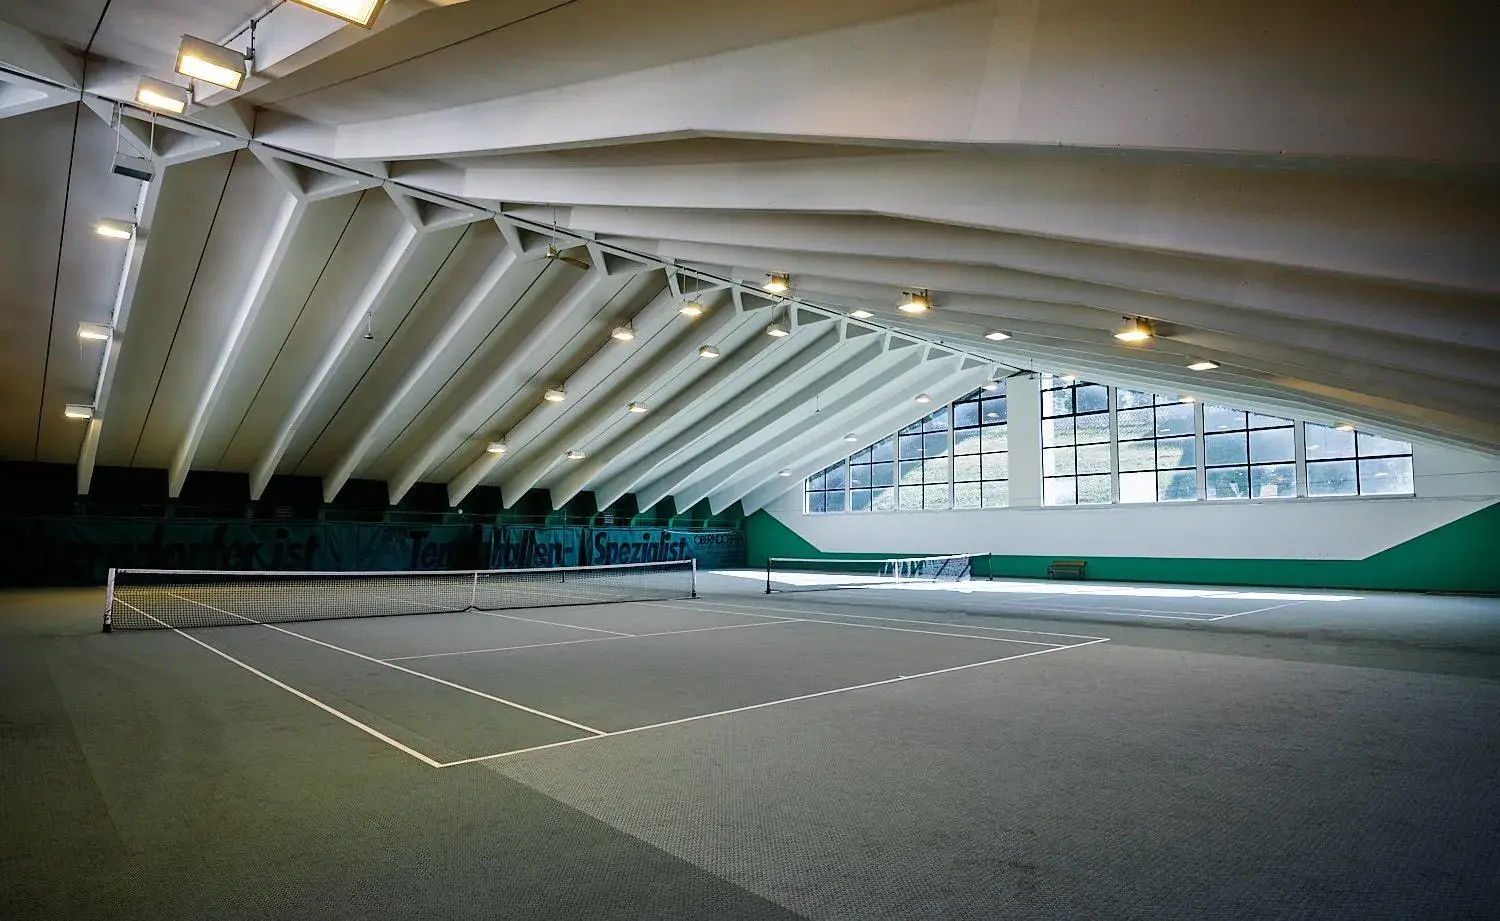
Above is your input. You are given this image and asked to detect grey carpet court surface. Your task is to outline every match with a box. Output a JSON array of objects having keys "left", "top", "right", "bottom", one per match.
[{"left": 3, "top": 572, "right": 1498, "bottom": 919}]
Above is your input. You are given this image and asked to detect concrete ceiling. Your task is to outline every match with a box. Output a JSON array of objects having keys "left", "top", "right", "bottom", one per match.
[{"left": 1, "top": 0, "right": 1496, "bottom": 515}]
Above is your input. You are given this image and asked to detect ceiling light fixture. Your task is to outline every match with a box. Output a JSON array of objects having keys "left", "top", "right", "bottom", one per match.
[
  {"left": 698, "top": 345, "right": 720, "bottom": 359},
  {"left": 843, "top": 433, "right": 858, "bottom": 443},
  {"left": 288, "top": 0, "right": 388, "bottom": 28},
  {"left": 64, "top": 403, "right": 95, "bottom": 420},
  {"left": 763, "top": 273, "right": 790, "bottom": 295},
  {"left": 176, "top": 35, "right": 247, "bottom": 91},
  {"left": 1187, "top": 359, "right": 1219, "bottom": 371},
  {"left": 896, "top": 291, "right": 930, "bottom": 314},
  {"left": 778, "top": 469, "right": 792, "bottom": 477},
  {"left": 984, "top": 331, "right": 1011, "bottom": 341},
  {"left": 679, "top": 299, "right": 704, "bottom": 318},
  {"left": 1335, "top": 423, "right": 1356, "bottom": 433},
  {"left": 1181, "top": 396, "right": 1197, "bottom": 404},
  {"left": 1060, "top": 374, "right": 1078, "bottom": 383},
  {"left": 610, "top": 324, "right": 635, "bottom": 341},
  {"left": 543, "top": 388, "right": 566, "bottom": 403},
  {"left": 627, "top": 402, "right": 648, "bottom": 414},
  {"left": 849, "top": 309, "right": 873, "bottom": 320},
  {"left": 94, "top": 219, "right": 135, "bottom": 241},
  {"left": 565, "top": 449, "right": 586, "bottom": 460},
  {"left": 485, "top": 441, "right": 506, "bottom": 455},
  {"left": 915, "top": 393, "right": 931, "bottom": 404},
  {"left": 981, "top": 380, "right": 1000, "bottom": 392},
  {"left": 1113, "top": 316, "right": 1154, "bottom": 343},
  {"left": 78, "top": 322, "right": 113, "bottom": 342},
  {"left": 135, "top": 77, "right": 191, "bottom": 115},
  {"left": 766, "top": 321, "right": 790, "bottom": 338}
]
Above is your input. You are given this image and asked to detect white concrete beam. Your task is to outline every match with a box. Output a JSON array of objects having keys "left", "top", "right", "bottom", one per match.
[
  {"left": 0, "top": 70, "right": 78, "bottom": 121},
  {"left": 0, "top": 20, "right": 83, "bottom": 86}
]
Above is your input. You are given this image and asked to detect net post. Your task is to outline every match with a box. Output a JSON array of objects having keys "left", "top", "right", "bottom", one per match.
[
  {"left": 765, "top": 558, "right": 772, "bottom": 594},
  {"left": 470, "top": 571, "right": 479, "bottom": 611},
  {"left": 102, "top": 567, "right": 116, "bottom": 633},
  {"left": 691, "top": 558, "right": 699, "bottom": 599}
]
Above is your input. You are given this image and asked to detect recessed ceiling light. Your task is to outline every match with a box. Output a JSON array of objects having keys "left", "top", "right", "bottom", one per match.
[
  {"left": 288, "top": 0, "right": 387, "bottom": 28},
  {"left": 543, "top": 388, "right": 566, "bottom": 403},
  {"left": 1335, "top": 423, "right": 1356, "bottom": 432},
  {"left": 1187, "top": 359, "right": 1219, "bottom": 371},
  {"left": 981, "top": 380, "right": 1000, "bottom": 392},
  {"left": 94, "top": 219, "right": 135, "bottom": 241},
  {"left": 176, "top": 35, "right": 246, "bottom": 91},
  {"left": 1113, "top": 316, "right": 1153, "bottom": 342},
  {"left": 78, "top": 322, "right": 112, "bottom": 341},
  {"left": 915, "top": 393, "right": 931, "bottom": 403},
  {"left": 984, "top": 331, "right": 1011, "bottom": 341},
  {"left": 485, "top": 441, "right": 506, "bottom": 454},
  {"left": 627, "top": 402, "right": 648, "bottom": 414},
  {"left": 763, "top": 273, "right": 790, "bottom": 294},
  {"left": 896, "top": 291, "right": 930, "bottom": 314},
  {"left": 679, "top": 299, "right": 704, "bottom": 318},
  {"left": 64, "top": 403, "right": 95, "bottom": 420},
  {"left": 766, "top": 321, "right": 790, "bottom": 338},
  {"left": 843, "top": 433, "right": 858, "bottom": 443},
  {"left": 697, "top": 345, "right": 721, "bottom": 359},
  {"left": 778, "top": 469, "right": 792, "bottom": 477},
  {"left": 565, "top": 449, "right": 586, "bottom": 460},
  {"left": 849, "top": 309, "right": 873, "bottom": 320},
  {"left": 135, "top": 77, "right": 190, "bottom": 115},
  {"left": 610, "top": 324, "right": 635, "bottom": 341}
]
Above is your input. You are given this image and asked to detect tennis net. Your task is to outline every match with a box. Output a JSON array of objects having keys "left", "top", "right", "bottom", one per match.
[
  {"left": 764, "top": 554, "right": 975, "bottom": 594},
  {"left": 104, "top": 559, "right": 698, "bottom": 631}
]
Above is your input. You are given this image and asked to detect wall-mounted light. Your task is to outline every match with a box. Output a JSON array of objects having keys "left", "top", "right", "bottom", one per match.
[
  {"left": 698, "top": 345, "right": 720, "bottom": 359},
  {"left": 135, "top": 76, "right": 191, "bottom": 115},
  {"left": 1180, "top": 396, "right": 1197, "bottom": 404},
  {"left": 94, "top": 219, "right": 135, "bottom": 241},
  {"left": 176, "top": 35, "right": 247, "bottom": 91},
  {"left": 543, "top": 387, "right": 566, "bottom": 403},
  {"left": 984, "top": 331, "right": 1011, "bottom": 341},
  {"left": 610, "top": 324, "right": 635, "bottom": 341},
  {"left": 64, "top": 403, "right": 95, "bottom": 420},
  {"left": 485, "top": 441, "right": 506, "bottom": 454},
  {"left": 896, "top": 291, "right": 930, "bottom": 314},
  {"left": 1335, "top": 423, "right": 1356, "bottom": 432},
  {"left": 78, "top": 322, "right": 113, "bottom": 342},
  {"left": 1187, "top": 359, "right": 1219, "bottom": 371},
  {"left": 763, "top": 273, "right": 790, "bottom": 295},
  {"left": 981, "top": 380, "right": 1000, "bottom": 392},
  {"left": 1113, "top": 316, "right": 1154, "bottom": 342},
  {"left": 627, "top": 402, "right": 648, "bottom": 414},
  {"left": 288, "top": 0, "right": 388, "bottom": 28},
  {"left": 1060, "top": 374, "right": 1078, "bottom": 383}
]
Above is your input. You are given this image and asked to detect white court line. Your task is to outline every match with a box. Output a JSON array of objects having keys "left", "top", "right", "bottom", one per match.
[
  {"left": 437, "top": 637, "right": 1111, "bottom": 767},
  {"left": 113, "top": 599, "right": 443, "bottom": 768},
  {"left": 638, "top": 599, "right": 1067, "bottom": 647},
  {"left": 1208, "top": 600, "right": 1309, "bottom": 622},
  {"left": 475, "top": 610, "right": 636, "bottom": 636},
  {"left": 163, "top": 592, "right": 606, "bottom": 737},
  {"left": 968, "top": 597, "right": 1220, "bottom": 618},
  {"left": 382, "top": 618, "right": 801, "bottom": 662},
  {"left": 675, "top": 598, "right": 1109, "bottom": 642}
]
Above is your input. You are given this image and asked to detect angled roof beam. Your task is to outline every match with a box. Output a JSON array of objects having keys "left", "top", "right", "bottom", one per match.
[
  {"left": 0, "top": 20, "right": 83, "bottom": 86},
  {"left": 442, "top": 279, "right": 684, "bottom": 507},
  {"left": 0, "top": 69, "right": 78, "bottom": 120},
  {"left": 387, "top": 266, "right": 613, "bottom": 505}
]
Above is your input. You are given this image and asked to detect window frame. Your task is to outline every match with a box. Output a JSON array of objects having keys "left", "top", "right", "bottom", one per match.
[{"left": 1040, "top": 375, "right": 1112, "bottom": 506}]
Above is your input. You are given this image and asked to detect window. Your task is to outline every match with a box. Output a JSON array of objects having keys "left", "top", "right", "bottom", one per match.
[
  {"left": 953, "top": 388, "right": 1008, "bottom": 508},
  {"left": 804, "top": 460, "right": 847, "bottom": 513},
  {"left": 1305, "top": 424, "right": 1414, "bottom": 497},
  {"left": 897, "top": 406, "right": 952, "bottom": 510},
  {"left": 1203, "top": 406, "right": 1296, "bottom": 500},
  {"left": 1040, "top": 375, "right": 1111, "bottom": 505},
  {"left": 1116, "top": 390, "right": 1199, "bottom": 502},
  {"left": 847, "top": 436, "right": 897, "bottom": 512}
]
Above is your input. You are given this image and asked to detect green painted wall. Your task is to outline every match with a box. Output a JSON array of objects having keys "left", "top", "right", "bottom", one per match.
[{"left": 745, "top": 501, "right": 1500, "bottom": 594}]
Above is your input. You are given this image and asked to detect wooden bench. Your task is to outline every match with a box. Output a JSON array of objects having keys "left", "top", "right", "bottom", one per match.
[{"left": 1047, "top": 560, "right": 1087, "bottom": 580}]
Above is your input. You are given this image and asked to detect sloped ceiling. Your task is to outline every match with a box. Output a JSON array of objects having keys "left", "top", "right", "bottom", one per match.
[{"left": 1, "top": 0, "right": 1496, "bottom": 516}]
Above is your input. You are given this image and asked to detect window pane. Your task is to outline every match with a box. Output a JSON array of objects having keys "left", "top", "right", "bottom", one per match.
[
  {"left": 1077, "top": 475, "right": 1112, "bottom": 505},
  {"left": 1250, "top": 464, "right": 1297, "bottom": 499},
  {"left": 1116, "top": 407, "right": 1154, "bottom": 442},
  {"left": 1249, "top": 427, "right": 1294, "bottom": 464},
  {"left": 1118, "top": 439, "right": 1155, "bottom": 472},
  {"left": 900, "top": 420, "right": 923, "bottom": 436},
  {"left": 808, "top": 472, "right": 825, "bottom": 491},
  {"left": 981, "top": 427, "right": 1009, "bottom": 453},
  {"left": 923, "top": 408, "right": 949, "bottom": 432},
  {"left": 1207, "top": 467, "right": 1250, "bottom": 500},
  {"left": 852, "top": 447, "right": 873, "bottom": 464},
  {"left": 898, "top": 434, "right": 923, "bottom": 460},
  {"left": 1357, "top": 433, "right": 1412, "bottom": 458},
  {"left": 850, "top": 488, "right": 872, "bottom": 512},
  {"left": 1120, "top": 471, "right": 1155, "bottom": 503},
  {"left": 924, "top": 431, "right": 950, "bottom": 457},
  {"left": 953, "top": 401, "right": 980, "bottom": 429},
  {"left": 898, "top": 485, "right": 923, "bottom": 510},
  {"left": 1204, "top": 405, "right": 1246, "bottom": 432},
  {"left": 982, "top": 452, "right": 1009, "bottom": 480},
  {"left": 954, "top": 482, "right": 981, "bottom": 509},
  {"left": 824, "top": 464, "right": 846, "bottom": 489},
  {"left": 898, "top": 460, "right": 923, "bottom": 485},
  {"left": 1158, "top": 470, "right": 1197, "bottom": 501},
  {"left": 954, "top": 454, "right": 981, "bottom": 482},
  {"left": 981, "top": 481, "right": 1009, "bottom": 508},
  {"left": 1117, "top": 389, "right": 1154, "bottom": 409},
  {"left": 1308, "top": 460, "right": 1357, "bottom": 497},
  {"left": 824, "top": 490, "right": 846, "bottom": 512},
  {"left": 1075, "top": 413, "right": 1111, "bottom": 444},
  {"left": 1044, "top": 478, "right": 1077, "bottom": 506},
  {"left": 1044, "top": 389, "right": 1074, "bottom": 417},
  {"left": 953, "top": 428, "right": 982, "bottom": 455},
  {"left": 1205, "top": 432, "right": 1248, "bottom": 467},
  {"left": 870, "top": 437, "right": 895, "bottom": 463},
  {"left": 1306, "top": 424, "right": 1355, "bottom": 460},
  {"left": 872, "top": 487, "right": 896, "bottom": 512},
  {"left": 1154, "top": 403, "right": 1195, "bottom": 437},
  {"left": 808, "top": 492, "right": 826, "bottom": 513},
  {"left": 848, "top": 464, "right": 870, "bottom": 488},
  {"left": 869, "top": 462, "right": 894, "bottom": 487},
  {"left": 982, "top": 398, "right": 1007, "bottom": 422},
  {"left": 923, "top": 457, "right": 950, "bottom": 483},
  {"left": 924, "top": 485, "right": 951, "bottom": 509},
  {"left": 1359, "top": 457, "right": 1414, "bottom": 495},
  {"left": 1075, "top": 385, "right": 1109, "bottom": 413},
  {"left": 1041, "top": 416, "right": 1075, "bottom": 447},
  {"left": 1156, "top": 436, "right": 1196, "bottom": 469},
  {"left": 1043, "top": 446, "right": 1076, "bottom": 476},
  {"left": 1076, "top": 442, "right": 1111, "bottom": 475},
  {"left": 1248, "top": 413, "right": 1291, "bottom": 430}
]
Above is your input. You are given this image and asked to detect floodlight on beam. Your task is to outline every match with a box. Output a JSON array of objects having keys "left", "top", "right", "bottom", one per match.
[
  {"left": 78, "top": 322, "right": 113, "bottom": 342},
  {"left": 64, "top": 403, "right": 95, "bottom": 420},
  {"left": 288, "top": 0, "right": 388, "bottom": 28},
  {"left": 94, "top": 219, "right": 135, "bottom": 241},
  {"left": 485, "top": 441, "right": 507, "bottom": 455},
  {"left": 176, "top": 35, "right": 247, "bottom": 91},
  {"left": 135, "top": 77, "right": 191, "bottom": 115}
]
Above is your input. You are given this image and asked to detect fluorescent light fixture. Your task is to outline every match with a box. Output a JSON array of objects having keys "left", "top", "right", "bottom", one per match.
[
  {"left": 984, "top": 331, "right": 1011, "bottom": 341},
  {"left": 94, "top": 219, "right": 135, "bottom": 241},
  {"left": 1113, "top": 316, "right": 1154, "bottom": 342},
  {"left": 849, "top": 309, "right": 873, "bottom": 320},
  {"left": 896, "top": 291, "right": 930, "bottom": 314},
  {"left": 843, "top": 433, "right": 858, "bottom": 443},
  {"left": 766, "top": 321, "right": 790, "bottom": 338},
  {"left": 176, "top": 35, "right": 246, "bottom": 91},
  {"left": 698, "top": 345, "right": 720, "bottom": 359},
  {"left": 565, "top": 449, "right": 586, "bottom": 460},
  {"left": 1060, "top": 374, "right": 1078, "bottom": 383},
  {"left": 1335, "top": 423, "right": 1356, "bottom": 432},
  {"left": 778, "top": 468, "right": 792, "bottom": 477},
  {"left": 485, "top": 441, "right": 506, "bottom": 454},
  {"left": 543, "top": 388, "right": 566, "bottom": 403},
  {"left": 64, "top": 403, "right": 95, "bottom": 420},
  {"left": 610, "top": 324, "right": 635, "bottom": 341},
  {"left": 915, "top": 393, "right": 931, "bottom": 404},
  {"left": 627, "top": 402, "right": 648, "bottom": 414},
  {"left": 288, "top": 0, "right": 387, "bottom": 27},
  {"left": 679, "top": 299, "right": 704, "bottom": 318},
  {"left": 763, "top": 273, "right": 790, "bottom": 294},
  {"left": 981, "top": 380, "right": 1000, "bottom": 392},
  {"left": 78, "top": 322, "right": 113, "bottom": 342},
  {"left": 1188, "top": 359, "right": 1220, "bottom": 371},
  {"left": 135, "top": 76, "right": 190, "bottom": 115}
]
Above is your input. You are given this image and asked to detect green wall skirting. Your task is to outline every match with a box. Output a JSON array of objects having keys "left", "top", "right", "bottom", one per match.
[{"left": 745, "top": 502, "right": 1500, "bottom": 594}]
